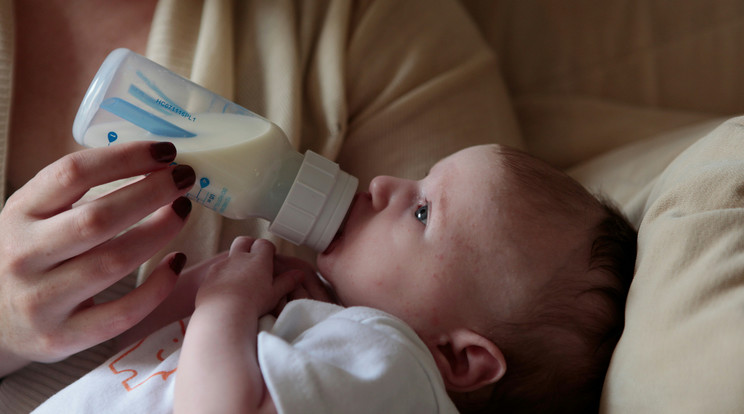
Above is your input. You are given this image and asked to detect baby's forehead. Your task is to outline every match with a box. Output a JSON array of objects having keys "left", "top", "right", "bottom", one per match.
[
  {"left": 446, "top": 146, "right": 595, "bottom": 243},
  {"left": 432, "top": 148, "right": 601, "bottom": 315},
  {"left": 433, "top": 144, "right": 591, "bottom": 234},
  {"left": 441, "top": 145, "right": 552, "bottom": 181},
  {"left": 443, "top": 146, "right": 559, "bottom": 206}
]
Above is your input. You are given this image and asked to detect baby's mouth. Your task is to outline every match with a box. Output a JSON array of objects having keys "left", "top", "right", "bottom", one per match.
[{"left": 322, "top": 193, "right": 360, "bottom": 255}]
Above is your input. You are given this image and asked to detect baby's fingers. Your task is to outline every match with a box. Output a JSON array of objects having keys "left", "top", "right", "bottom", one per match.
[
  {"left": 228, "top": 236, "right": 257, "bottom": 256},
  {"left": 265, "top": 270, "right": 304, "bottom": 316},
  {"left": 272, "top": 270, "right": 305, "bottom": 305},
  {"left": 261, "top": 270, "right": 305, "bottom": 316}
]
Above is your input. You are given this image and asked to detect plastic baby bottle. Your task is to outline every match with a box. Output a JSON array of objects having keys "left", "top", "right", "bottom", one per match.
[{"left": 72, "top": 48, "right": 358, "bottom": 252}]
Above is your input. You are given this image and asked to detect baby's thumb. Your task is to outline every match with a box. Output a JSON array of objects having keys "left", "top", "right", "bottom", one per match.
[{"left": 273, "top": 269, "right": 305, "bottom": 299}]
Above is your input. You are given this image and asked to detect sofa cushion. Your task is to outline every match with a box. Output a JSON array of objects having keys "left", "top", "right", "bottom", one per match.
[
  {"left": 517, "top": 95, "right": 715, "bottom": 169},
  {"left": 459, "top": 0, "right": 744, "bottom": 115},
  {"left": 597, "top": 116, "right": 744, "bottom": 413},
  {"left": 568, "top": 119, "right": 724, "bottom": 225}
]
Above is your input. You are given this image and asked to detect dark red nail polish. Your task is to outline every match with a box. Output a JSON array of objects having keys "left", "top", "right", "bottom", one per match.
[
  {"left": 169, "top": 252, "right": 187, "bottom": 275},
  {"left": 171, "top": 196, "right": 192, "bottom": 220},
  {"left": 150, "top": 142, "right": 177, "bottom": 163},
  {"left": 172, "top": 165, "right": 195, "bottom": 189}
]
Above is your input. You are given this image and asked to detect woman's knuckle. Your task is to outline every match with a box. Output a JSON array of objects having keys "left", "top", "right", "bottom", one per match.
[
  {"left": 73, "top": 206, "right": 110, "bottom": 240},
  {"left": 2, "top": 192, "right": 24, "bottom": 214},
  {"left": 103, "top": 304, "right": 142, "bottom": 337},
  {"left": 13, "top": 286, "right": 40, "bottom": 314},
  {"left": 52, "top": 154, "right": 85, "bottom": 189},
  {"left": 94, "top": 250, "right": 131, "bottom": 277},
  {"left": 207, "top": 261, "right": 227, "bottom": 275},
  {"left": 36, "top": 331, "right": 71, "bottom": 359},
  {"left": 11, "top": 289, "right": 51, "bottom": 332},
  {"left": 1, "top": 244, "right": 32, "bottom": 274},
  {"left": 0, "top": 224, "right": 36, "bottom": 273}
]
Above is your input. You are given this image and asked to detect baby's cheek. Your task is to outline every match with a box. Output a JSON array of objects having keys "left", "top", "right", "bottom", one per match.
[
  {"left": 341, "top": 271, "right": 391, "bottom": 307},
  {"left": 315, "top": 255, "right": 332, "bottom": 279}
]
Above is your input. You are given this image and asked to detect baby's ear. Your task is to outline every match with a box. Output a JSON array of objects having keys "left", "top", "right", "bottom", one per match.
[{"left": 428, "top": 329, "right": 506, "bottom": 392}]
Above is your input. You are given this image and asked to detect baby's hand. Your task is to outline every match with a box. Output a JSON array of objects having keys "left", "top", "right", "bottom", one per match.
[
  {"left": 273, "top": 255, "right": 338, "bottom": 314},
  {"left": 196, "top": 237, "right": 302, "bottom": 316}
]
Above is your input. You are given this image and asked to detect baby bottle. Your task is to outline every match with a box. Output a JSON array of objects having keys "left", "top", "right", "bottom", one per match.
[{"left": 72, "top": 48, "right": 357, "bottom": 252}]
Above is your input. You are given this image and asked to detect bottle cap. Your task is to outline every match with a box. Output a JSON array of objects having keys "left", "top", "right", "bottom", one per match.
[{"left": 269, "top": 150, "right": 358, "bottom": 252}]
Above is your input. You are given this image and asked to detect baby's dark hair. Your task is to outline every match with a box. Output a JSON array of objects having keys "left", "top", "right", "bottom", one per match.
[{"left": 458, "top": 146, "right": 637, "bottom": 413}]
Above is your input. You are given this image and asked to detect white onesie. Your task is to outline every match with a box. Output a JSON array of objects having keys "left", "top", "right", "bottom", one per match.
[{"left": 32, "top": 300, "right": 458, "bottom": 414}]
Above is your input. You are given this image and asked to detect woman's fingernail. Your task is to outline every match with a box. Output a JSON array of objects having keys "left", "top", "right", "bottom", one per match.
[
  {"left": 172, "top": 165, "right": 195, "bottom": 189},
  {"left": 171, "top": 196, "right": 192, "bottom": 220},
  {"left": 169, "top": 252, "right": 187, "bottom": 275},
  {"left": 150, "top": 142, "right": 177, "bottom": 163}
]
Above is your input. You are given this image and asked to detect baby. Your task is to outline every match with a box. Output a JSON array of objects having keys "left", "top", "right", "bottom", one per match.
[
  {"left": 178, "top": 144, "right": 638, "bottom": 413},
  {"left": 33, "top": 144, "right": 637, "bottom": 414}
]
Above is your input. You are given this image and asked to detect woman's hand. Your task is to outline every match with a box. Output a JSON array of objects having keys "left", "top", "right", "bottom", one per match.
[{"left": 0, "top": 141, "right": 195, "bottom": 376}]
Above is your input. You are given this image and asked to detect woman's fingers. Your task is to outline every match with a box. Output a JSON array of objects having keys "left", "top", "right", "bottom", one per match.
[
  {"left": 0, "top": 142, "right": 199, "bottom": 366},
  {"left": 16, "top": 141, "right": 178, "bottom": 217},
  {"left": 64, "top": 252, "right": 187, "bottom": 352},
  {"left": 30, "top": 164, "right": 194, "bottom": 268},
  {"left": 49, "top": 198, "right": 192, "bottom": 308}
]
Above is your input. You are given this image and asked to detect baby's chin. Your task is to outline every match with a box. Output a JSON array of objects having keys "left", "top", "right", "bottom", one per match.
[
  {"left": 316, "top": 231, "right": 348, "bottom": 271},
  {"left": 314, "top": 254, "right": 334, "bottom": 284}
]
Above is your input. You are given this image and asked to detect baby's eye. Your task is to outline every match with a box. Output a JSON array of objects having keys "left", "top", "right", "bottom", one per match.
[{"left": 414, "top": 204, "right": 428, "bottom": 225}]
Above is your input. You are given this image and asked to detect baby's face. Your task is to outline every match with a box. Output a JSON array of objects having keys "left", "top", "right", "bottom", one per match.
[{"left": 317, "top": 144, "right": 554, "bottom": 339}]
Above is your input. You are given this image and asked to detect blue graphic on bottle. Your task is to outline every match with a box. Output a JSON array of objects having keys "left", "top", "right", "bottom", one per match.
[
  {"left": 96, "top": 67, "right": 235, "bottom": 214},
  {"left": 98, "top": 70, "right": 197, "bottom": 138},
  {"left": 187, "top": 176, "right": 231, "bottom": 214},
  {"left": 195, "top": 177, "right": 210, "bottom": 201}
]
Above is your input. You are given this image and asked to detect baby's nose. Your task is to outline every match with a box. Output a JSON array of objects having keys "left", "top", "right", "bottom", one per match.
[{"left": 369, "top": 175, "right": 396, "bottom": 210}]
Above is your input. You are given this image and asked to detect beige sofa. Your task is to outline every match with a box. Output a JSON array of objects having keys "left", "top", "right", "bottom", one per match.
[{"left": 460, "top": 1, "right": 744, "bottom": 412}]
